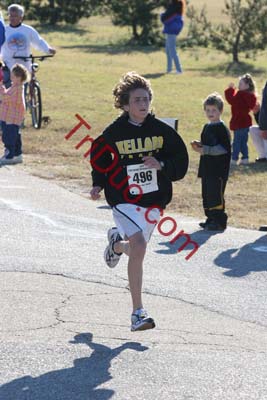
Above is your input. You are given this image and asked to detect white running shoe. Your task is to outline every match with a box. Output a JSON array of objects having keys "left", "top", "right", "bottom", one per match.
[
  {"left": 230, "top": 159, "right": 238, "bottom": 166},
  {"left": 240, "top": 158, "right": 249, "bottom": 165},
  {"left": 104, "top": 227, "right": 122, "bottom": 268},
  {"left": 131, "top": 308, "right": 155, "bottom": 332}
]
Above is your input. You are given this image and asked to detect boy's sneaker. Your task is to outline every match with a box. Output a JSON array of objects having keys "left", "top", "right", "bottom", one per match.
[
  {"left": 131, "top": 308, "right": 155, "bottom": 332},
  {"left": 13, "top": 154, "right": 23, "bottom": 163},
  {"left": 204, "top": 222, "right": 225, "bottom": 231},
  {"left": 230, "top": 159, "right": 238, "bottom": 166},
  {"left": 104, "top": 227, "right": 122, "bottom": 268},
  {"left": 199, "top": 218, "right": 212, "bottom": 229},
  {"left": 240, "top": 158, "right": 249, "bottom": 165},
  {"left": 0, "top": 155, "right": 22, "bottom": 165},
  {"left": 0, "top": 157, "right": 19, "bottom": 165}
]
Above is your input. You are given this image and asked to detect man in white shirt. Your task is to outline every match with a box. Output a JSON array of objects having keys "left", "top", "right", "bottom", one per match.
[{"left": 1, "top": 3, "right": 56, "bottom": 86}]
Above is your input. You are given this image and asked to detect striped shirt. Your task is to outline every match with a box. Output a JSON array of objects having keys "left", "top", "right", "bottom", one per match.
[{"left": 0, "top": 83, "right": 25, "bottom": 125}]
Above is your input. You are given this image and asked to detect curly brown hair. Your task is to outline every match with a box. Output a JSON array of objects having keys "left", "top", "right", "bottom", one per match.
[{"left": 113, "top": 71, "right": 153, "bottom": 110}]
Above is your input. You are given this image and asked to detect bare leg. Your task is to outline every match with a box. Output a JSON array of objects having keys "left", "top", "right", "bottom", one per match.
[
  {"left": 128, "top": 231, "right": 146, "bottom": 312},
  {"left": 114, "top": 240, "right": 130, "bottom": 256},
  {"left": 114, "top": 231, "right": 146, "bottom": 312}
]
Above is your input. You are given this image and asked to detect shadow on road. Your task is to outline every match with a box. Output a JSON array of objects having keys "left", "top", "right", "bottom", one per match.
[
  {"left": 214, "top": 235, "right": 267, "bottom": 277},
  {"left": 155, "top": 228, "right": 222, "bottom": 256},
  {"left": 0, "top": 332, "right": 148, "bottom": 400}
]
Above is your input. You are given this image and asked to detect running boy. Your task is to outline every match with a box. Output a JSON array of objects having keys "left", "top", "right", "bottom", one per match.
[
  {"left": 191, "top": 93, "right": 231, "bottom": 231},
  {"left": 90, "top": 71, "right": 188, "bottom": 331},
  {"left": 0, "top": 63, "right": 28, "bottom": 165}
]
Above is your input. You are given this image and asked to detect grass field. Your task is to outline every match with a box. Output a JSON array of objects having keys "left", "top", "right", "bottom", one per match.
[
  {"left": 2, "top": 6, "right": 267, "bottom": 230},
  {"left": 190, "top": 0, "right": 225, "bottom": 19}
]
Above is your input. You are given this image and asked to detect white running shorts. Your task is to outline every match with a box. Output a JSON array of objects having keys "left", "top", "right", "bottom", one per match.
[{"left": 112, "top": 203, "right": 161, "bottom": 242}]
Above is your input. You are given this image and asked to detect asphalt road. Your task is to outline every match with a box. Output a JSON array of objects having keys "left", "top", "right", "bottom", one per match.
[{"left": 0, "top": 166, "right": 267, "bottom": 400}]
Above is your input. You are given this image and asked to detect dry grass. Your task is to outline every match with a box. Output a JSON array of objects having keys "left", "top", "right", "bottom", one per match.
[
  {"left": 190, "top": 0, "right": 226, "bottom": 20},
  {"left": 1, "top": 13, "right": 267, "bottom": 230}
]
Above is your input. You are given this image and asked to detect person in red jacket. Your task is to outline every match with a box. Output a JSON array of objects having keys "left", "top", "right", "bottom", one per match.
[{"left": 225, "top": 73, "right": 257, "bottom": 165}]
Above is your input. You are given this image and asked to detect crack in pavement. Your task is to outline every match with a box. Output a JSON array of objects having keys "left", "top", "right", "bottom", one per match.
[
  {"left": 1, "top": 285, "right": 266, "bottom": 354},
  {"left": 1, "top": 269, "right": 267, "bottom": 333}
]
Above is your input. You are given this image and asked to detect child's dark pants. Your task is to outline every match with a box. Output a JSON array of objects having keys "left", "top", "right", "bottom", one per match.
[
  {"left": 1, "top": 121, "right": 22, "bottom": 159},
  {"left": 201, "top": 176, "right": 228, "bottom": 228}
]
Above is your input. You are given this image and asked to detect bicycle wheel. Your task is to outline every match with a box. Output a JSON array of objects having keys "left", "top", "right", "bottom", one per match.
[{"left": 30, "top": 82, "right": 42, "bottom": 129}]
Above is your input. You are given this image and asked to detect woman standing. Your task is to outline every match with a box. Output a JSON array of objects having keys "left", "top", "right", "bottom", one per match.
[{"left": 161, "top": 0, "right": 185, "bottom": 74}]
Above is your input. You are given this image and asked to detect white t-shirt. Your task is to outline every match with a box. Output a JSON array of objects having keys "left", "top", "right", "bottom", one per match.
[{"left": 1, "top": 24, "right": 50, "bottom": 71}]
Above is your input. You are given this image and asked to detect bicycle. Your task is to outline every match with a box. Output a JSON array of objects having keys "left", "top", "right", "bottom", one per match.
[{"left": 13, "top": 54, "right": 54, "bottom": 129}]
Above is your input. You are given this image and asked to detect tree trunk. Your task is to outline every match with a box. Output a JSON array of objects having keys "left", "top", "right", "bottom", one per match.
[
  {"left": 132, "top": 22, "right": 139, "bottom": 40},
  {"left": 232, "top": 29, "right": 241, "bottom": 63},
  {"left": 48, "top": 0, "right": 60, "bottom": 25},
  {"left": 232, "top": 45, "right": 239, "bottom": 63}
]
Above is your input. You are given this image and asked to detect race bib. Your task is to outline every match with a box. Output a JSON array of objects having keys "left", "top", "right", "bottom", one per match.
[{"left": 127, "top": 163, "right": 158, "bottom": 195}]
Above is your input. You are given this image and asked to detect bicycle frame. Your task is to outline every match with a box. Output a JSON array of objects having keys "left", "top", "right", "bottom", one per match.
[{"left": 13, "top": 54, "right": 53, "bottom": 129}]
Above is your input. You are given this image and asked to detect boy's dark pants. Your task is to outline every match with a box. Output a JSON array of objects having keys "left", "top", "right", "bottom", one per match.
[
  {"left": 1, "top": 122, "right": 22, "bottom": 158},
  {"left": 201, "top": 176, "right": 228, "bottom": 228}
]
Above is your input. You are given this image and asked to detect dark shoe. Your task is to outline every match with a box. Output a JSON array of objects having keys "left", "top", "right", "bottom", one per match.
[
  {"left": 259, "top": 225, "right": 267, "bottom": 231},
  {"left": 204, "top": 222, "right": 225, "bottom": 231},
  {"left": 199, "top": 218, "right": 212, "bottom": 229},
  {"left": 255, "top": 158, "right": 267, "bottom": 163},
  {"left": 0, "top": 155, "right": 23, "bottom": 165}
]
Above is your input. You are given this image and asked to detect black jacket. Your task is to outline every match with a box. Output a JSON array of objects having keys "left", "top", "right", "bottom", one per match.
[
  {"left": 259, "top": 82, "right": 267, "bottom": 130},
  {"left": 91, "top": 114, "right": 188, "bottom": 209},
  {"left": 198, "top": 121, "right": 231, "bottom": 179}
]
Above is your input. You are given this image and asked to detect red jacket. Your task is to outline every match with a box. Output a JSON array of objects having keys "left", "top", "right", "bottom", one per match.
[{"left": 224, "top": 87, "right": 256, "bottom": 130}]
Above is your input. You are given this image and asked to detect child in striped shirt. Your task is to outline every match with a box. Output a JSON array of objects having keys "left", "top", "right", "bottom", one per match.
[{"left": 0, "top": 63, "right": 29, "bottom": 165}]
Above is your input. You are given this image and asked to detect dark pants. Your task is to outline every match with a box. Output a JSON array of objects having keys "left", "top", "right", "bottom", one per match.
[
  {"left": 201, "top": 176, "right": 228, "bottom": 228},
  {"left": 2, "top": 65, "right": 11, "bottom": 88},
  {"left": 1, "top": 122, "right": 22, "bottom": 158}
]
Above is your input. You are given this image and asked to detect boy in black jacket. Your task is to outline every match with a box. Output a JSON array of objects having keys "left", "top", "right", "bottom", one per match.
[
  {"left": 191, "top": 92, "right": 231, "bottom": 231},
  {"left": 90, "top": 71, "right": 188, "bottom": 331}
]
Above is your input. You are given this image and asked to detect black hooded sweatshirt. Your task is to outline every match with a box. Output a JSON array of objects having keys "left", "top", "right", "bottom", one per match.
[{"left": 90, "top": 113, "right": 188, "bottom": 209}]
